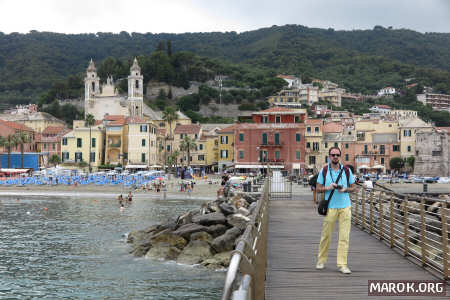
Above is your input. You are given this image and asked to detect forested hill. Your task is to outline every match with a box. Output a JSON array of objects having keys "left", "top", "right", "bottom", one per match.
[{"left": 1, "top": 24, "right": 450, "bottom": 104}]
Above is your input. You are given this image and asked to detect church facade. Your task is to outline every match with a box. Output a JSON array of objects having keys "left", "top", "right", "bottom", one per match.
[{"left": 84, "top": 58, "right": 144, "bottom": 120}]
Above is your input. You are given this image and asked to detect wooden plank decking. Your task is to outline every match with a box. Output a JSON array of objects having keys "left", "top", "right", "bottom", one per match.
[{"left": 265, "top": 193, "right": 449, "bottom": 299}]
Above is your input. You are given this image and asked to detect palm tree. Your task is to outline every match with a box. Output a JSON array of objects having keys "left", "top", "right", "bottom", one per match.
[
  {"left": 167, "top": 150, "right": 180, "bottom": 174},
  {"left": 0, "top": 134, "right": 19, "bottom": 168},
  {"left": 180, "top": 136, "right": 196, "bottom": 167},
  {"left": 85, "top": 114, "right": 95, "bottom": 173},
  {"left": 14, "top": 131, "right": 32, "bottom": 169}
]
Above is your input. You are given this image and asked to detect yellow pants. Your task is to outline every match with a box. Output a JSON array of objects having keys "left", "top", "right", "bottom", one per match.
[{"left": 317, "top": 206, "right": 352, "bottom": 267}]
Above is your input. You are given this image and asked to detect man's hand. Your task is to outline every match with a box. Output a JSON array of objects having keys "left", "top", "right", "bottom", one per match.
[{"left": 329, "top": 183, "right": 337, "bottom": 190}]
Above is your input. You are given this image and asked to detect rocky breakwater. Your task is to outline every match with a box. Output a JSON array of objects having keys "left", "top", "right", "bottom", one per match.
[{"left": 127, "top": 185, "right": 261, "bottom": 270}]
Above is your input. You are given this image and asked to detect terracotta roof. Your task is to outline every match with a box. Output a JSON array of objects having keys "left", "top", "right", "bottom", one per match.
[
  {"left": 95, "top": 120, "right": 103, "bottom": 125},
  {"left": 157, "top": 129, "right": 166, "bottom": 136},
  {"left": 436, "top": 127, "right": 450, "bottom": 133},
  {"left": 217, "top": 124, "right": 239, "bottom": 134},
  {"left": 104, "top": 115, "right": 126, "bottom": 121},
  {"left": 0, "top": 120, "right": 34, "bottom": 132},
  {"left": 323, "top": 122, "right": 343, "bottom": 133},
  {"left": 105, "top": 115, "right": 126, "bottom": 126},
  {"left": 258, "top": 107, "right": 294, "bottom": 113},
  {"left": 376, "top": 104, "right": 392, "bottom": 109},
  {"left": 174, "top": 124, "right": 201, "bottom": 134},
  {"left": 304, "top": 119, "right": 323, "bottom": 125},
  {"left": 277, "top": 75, "right": 297, "bottom": 80},
  {"left": 199, "top": 134, "right": 207, "bottom": 141},
  {"left": 234, "top": 123, "right": 304, "bottom": 130},
  {"left": 42, "top": 126, "right": 68, "bottom": 135}
]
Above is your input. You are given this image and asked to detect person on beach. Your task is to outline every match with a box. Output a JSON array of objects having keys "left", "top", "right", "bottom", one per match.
[
  {"left": 118, "top": 194, "right": 123, "bottom": 204},
  {"left": 127, "top": 192, "right": 133, "bottom": 202},
  {"left": 315, "top": 146, "right": 356, "bottom": 274},
  {"left": 120, "top": 203, "right": 125, "bottom": 212}
]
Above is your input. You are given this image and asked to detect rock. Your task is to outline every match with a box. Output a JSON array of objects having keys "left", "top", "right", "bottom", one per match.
[
  {"left": 177, "top": 240, "right": 213, "bottom": 265},
  {"left": 219, "top": 203, "right": 235, "bottom": 216},
  {"left": 177, "top": 211, "right": 194, "bottom": 225},
  {"left": 129, "top": 237, "right": 153, "bottom": 257},
  {"left": 172, "top": 223, "right": 208, "bottom": 239},
  {"left": 248, "top": 202, "right": 257, "bottom": 215},
  {"left": 201, "top": 251, "right": 232, "bottom": 269},
  {"left": 151, "top": 232, "right": 187, "bottom": 250},
  {"left": 145, "top": 242, "right": 181, "bottom": 260},
  {"left": 192, "top": 212, "right": 227, "bottom": 226},
  {"left": 408, "top": 214, "right": 421, "bottom": 232},
  {"left": 427, "top": 202, "right": 442, "bottom": 214},
  {"left": 227, "top": 214, "right": 250, "bottom": 230},
  {"left": 399, "top": 201, "right": 421, "bottom": 214},
  {"left": 127, "top": 229, "right": 149, "bottom": 244},
  {"left": 211, "top": 227, "right": 242, "bottom": 253},
  {"left": 190, "top": 231, "right": 213, "bottom": 243},
  {"left": 204, "top": 224, "right": 228, "bottom": 238},
  {"left": 237, "top": 207, "right": 250, "bottom": 216}
]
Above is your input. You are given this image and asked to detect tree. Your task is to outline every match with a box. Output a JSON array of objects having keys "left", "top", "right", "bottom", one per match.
[
  {"left": 179, "top": 136, "right": 196, "bottom": 166},
  {"left": 406, "top": 156, "right": 415, "bottom": 170},
  {"left": 0, "top": 135, "right": 18, "bottom": 168},
  {"left": 85, "top": 114, "right": 96, "bottom": 173},
  {"left": 162, "top": 106, "right": 179, "bottom": 139},
  {"left": 389, "top": 157, "right": 404, "bottom": 172},
  {"left": 167, "top": 150, "right": 180, "bottom": 174},
  {"left": 49, "top": 154, "right": 61, "bottom": 167},
  {"left": 14, "top": 131, "right": 32, "bottom": 169},
  {"left": 167, "top": 40, "right": 172, "bottom": 57}
]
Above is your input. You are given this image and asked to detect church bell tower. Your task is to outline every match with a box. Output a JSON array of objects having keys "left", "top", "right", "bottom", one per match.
[{"left": 127, "top": 57, "right": 144, "bottom": 117}]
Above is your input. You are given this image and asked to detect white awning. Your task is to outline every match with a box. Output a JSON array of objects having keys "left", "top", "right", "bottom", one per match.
[
  {"left": 358, "top": 165, "right": 370, "bottom": 169},
  {"left": 149, "top": 165, "right": 162, "bottom": 168},
  {"left": 125, "top": 164, "right": 148, "bottom": 169},
  {"left": 292, "top": 163, "right": 301, "bottom": 169},
  {"left": 234, "top": 164, "right": 284, "bottom": 169},
  {"left": 372, "top": 164, "right": 385, "bottom": 169}
]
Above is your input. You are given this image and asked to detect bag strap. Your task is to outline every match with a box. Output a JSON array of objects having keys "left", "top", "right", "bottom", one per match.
[
  {"left": 344, "top": 166, "right": 350, "bottom": 187},
  {"left": 326, "top": 167, "right": 345, "bottom": 203}
]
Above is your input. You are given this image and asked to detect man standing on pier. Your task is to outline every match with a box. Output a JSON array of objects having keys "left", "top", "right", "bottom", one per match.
[{"left": 315, "top": 147, "right": 356, "bottom": 274}]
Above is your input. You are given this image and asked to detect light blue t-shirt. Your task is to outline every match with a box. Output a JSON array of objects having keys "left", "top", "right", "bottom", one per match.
[{"left": 317, "top": 164, "right": 355, "bottom": 209}]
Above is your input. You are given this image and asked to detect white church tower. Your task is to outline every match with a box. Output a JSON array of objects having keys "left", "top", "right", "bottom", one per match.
[
  {"left": 127, "top": 57, "right": 144, "bottom": 117},
  {"left": 84, "top": 59, "right": 100, "bottom": 116}
]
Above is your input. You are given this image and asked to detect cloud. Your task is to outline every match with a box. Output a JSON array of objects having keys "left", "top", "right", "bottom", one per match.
[{"left": 0, "top": 0, "right": 448, "bottom": 34}]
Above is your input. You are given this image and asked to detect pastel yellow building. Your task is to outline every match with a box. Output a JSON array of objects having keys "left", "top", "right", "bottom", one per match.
[
  {"left": 305, "top": 119, "right": 324, "bottom": 171},
  {"left": 173, "top": 124, "right": 203, "bottom": 167},
  {"left": 126, "top": 117, "right": 158, "bottom": 167},
  {"left": 217, "top": 124, "right": 237, "bottom": 172},
  {"left": 104, "top": 115, "right": 128, "bottom": 165},
  {"left": 61, "top": 121, "right": 105, "bottom": 169},
  {"left": 0, "top": 112, "right": 66, "bottom": 133},
  {"left": 398, "top": 118, "right": 432, "bottom": 158}
]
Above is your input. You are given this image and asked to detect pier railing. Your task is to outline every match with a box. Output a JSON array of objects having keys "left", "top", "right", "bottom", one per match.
[
  {"left": 221, "top": 177, "right": 270, "bottom": 300},
  {"left": 349, "top": 186, "right": 449, "bottom": 280}
]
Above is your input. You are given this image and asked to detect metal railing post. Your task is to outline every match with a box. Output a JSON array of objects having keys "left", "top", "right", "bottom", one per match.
[
  {"left": 390, "top": 195, "right": 394, "bottom": 248},
  {"left": 379, "top": 192, "right": 384, "bottom": 241},
  {"left": 369, "top": 190, "right": 374, "bottom": 234},
  {"left": 403, "top": 197, "right": 409, "bottom": 256},
  {"left": 355, "top": 189, "right": 360, "bottom": 226},
  {"left": 441, "top": 201, "right": 448, "bottom": 280},
  {"left": 420, "top": 198, "right": 427, "bottom": 267},
  {"left": 362, "top": 187, "right": 366, "bottom": 230}
]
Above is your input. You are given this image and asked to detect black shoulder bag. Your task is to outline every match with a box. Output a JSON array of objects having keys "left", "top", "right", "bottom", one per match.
[{"left": 317, "top": 167, "right": 344, "bottom": 216}]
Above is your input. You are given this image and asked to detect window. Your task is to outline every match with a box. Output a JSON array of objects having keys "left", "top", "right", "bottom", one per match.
[
  {"left": 44, "top": 143, "right": 47, "bottom": 150},
  {"left": 75, "top": 152, "right": 82, "bottom": 162},
  {"left": 325, "top": 156, "right": 328, "bottom": 163},
  {"left": 167, "top": 145, "right": 171, "bottom": 151},
  {"left": 62, "top": 152, "right": 69, "bottom": 162},
  {"left": 259, "top": 150, "right": 268, "bottom": 162},
  {"left": 221, "top": 136, "right": 228, "bottom": 144},
  {"left": 309, "top": 156, "right": 316, "bottom": 165},
  {"left": 180, "top": 134, "right": 184, "bottom": 139},
  {"left": 52, "top": 143, "right": 56, "bottom": 150},
  {"left": 334, "top": 142, "right": 338, "bottom": 147},
  {"left": 306, "top": 142, "right": 311, "bottom": 148},
  {"left": 136, "top": 80, "right": 139, "bottom": 89},
  {"left": 295, "top": 116, "right": 300, "bottom": 123},
  {"left": 262, "top": 116, "right": 268, "bottom": 123},
  {"left": 275, "top": 133, "right": 280, "bottom": 145},
  {"left": 407, "top": 145, "right": 411, "bottom": 152},
  {"left": 77, "top": 138, "right": 82, "bottom": 148},
  {"left": 315, "top": 127, "right": 319, "bottom": 133},
  {"left": 197, "top": 155, "right": 204, "bottom": 161},
  {"left": 393, "top": 145, "right": 400, "bottom": 152},
  {"left": 345, "top": 154, "right": 349, "bottom": 161},
  {"left": 296, "top": 133, "right": 301, "bottom": 142},
  {"left": 307, "top": 127, "right": 311, "bottom": 133},
  {"left": 142, "top": 139, "right": 146, "bottom": 146},
  {"left": 199, "top": 144, "right": 203, "bottom": 150},
  {"left": 275, "top": 151, "right": 280, "bottom": 159},
  {"left": 239, "top": 150, "right": 244, "bottom": 159},
  {"left": 296, "top": 151, "right": 300, "bottom": 160},
  {"left": 239, "top": 133, "right": 244, "bottom": 142},
  {"left": 195, "top": 134, "right": 198, "bottom": 139},
  {"left": 90, "top": 152, "right": 95, "bottom": 163},
  {"left": 140, "top": 125, "right": 147, "bottom": 132},
  {"left": 364, "top": 144, "right": 368, "bottom": 154},
  {"left": 313, "top": 142, "right": 319, "bottom": 151},
  {"left": 380, "top": 145, "right": 385, "bottom": 154},
  {"left": 324, "top": 142, "right": 328, "bottom": 148},
  {"left": 403, "top": 130, "right": 411, "bottom": 137},
  {"left": 345, "top": 143, "right": 349, "bottom": 149},
  {"left": 92, "top": 138, "right": 96, "bottom": 147},
  {"left": 432, "top": 150, "right": 441, "bottom": 157},
  {"left": 62, "top": 138, "right": 67, "bottom": 146},
  {"left": 275, "top": 116, "right": 281, "bottom": 123},
  {"left": 381, "top": 157, "right": 385, "bottom": 164},
  {"left": 91, "top": 82, "right": 95, "bottom": 92},
  {"left": 221, "top": 150, "right": 228, "bottom": 158},
  {"left": 151, "top": 141, "right": 154, "bottom": 147},
  {"left": 141, "top": 153, "right": 146, "bottom": 163},
  {"left": 262, "top": 133, "right": 267, "bottom": 145}
]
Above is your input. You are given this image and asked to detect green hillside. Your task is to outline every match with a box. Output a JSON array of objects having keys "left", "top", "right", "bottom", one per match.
[{"left": 0, "top": 25, "right": 449, "bottom": 105}]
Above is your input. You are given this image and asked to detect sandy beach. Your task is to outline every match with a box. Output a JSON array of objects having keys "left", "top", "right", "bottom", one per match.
[{"left": 0, "top": 176, "right": 223, "bottom": 200}]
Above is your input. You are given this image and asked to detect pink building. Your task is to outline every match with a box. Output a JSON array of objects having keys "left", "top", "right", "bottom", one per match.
[{"left": 251, "top": 107, "right": 306, "bottom": 124}]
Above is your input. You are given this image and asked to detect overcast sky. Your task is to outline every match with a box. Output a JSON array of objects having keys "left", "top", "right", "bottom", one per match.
[{"left": 0, "top": 0, "right": 449, "bottom": 34}]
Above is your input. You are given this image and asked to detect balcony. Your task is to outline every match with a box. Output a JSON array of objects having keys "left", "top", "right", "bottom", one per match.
[
  {"left": 361, "top": 151, "right": 380, "bottom": 155},
  {"left": 109, "top": 141, "right": 121, "bottom": 148},
  {"left": 267, "top": 159, "right": 284, "bottom": 165},
  {"left": 260, "top": 141, "right": 284, "bottom": 147}
]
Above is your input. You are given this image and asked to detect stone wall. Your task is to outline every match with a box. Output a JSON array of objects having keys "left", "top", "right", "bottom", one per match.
[{"left": 414, "top": 130, "right": 450, "bottom": 176}]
